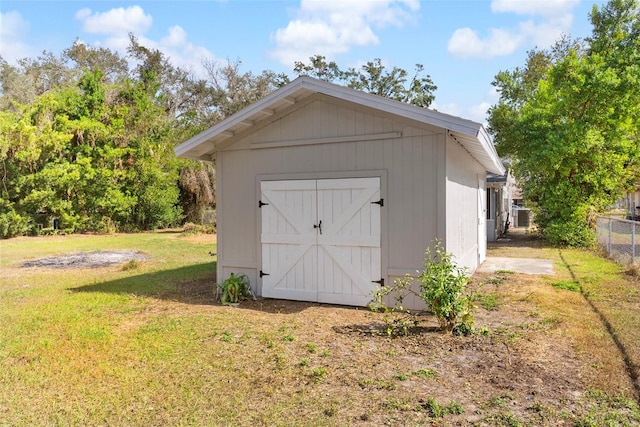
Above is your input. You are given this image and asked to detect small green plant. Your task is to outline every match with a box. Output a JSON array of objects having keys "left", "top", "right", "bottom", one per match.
[
  {"left": 369, "top": 240, "right": 474, "bottom": 335},
  {"left": 384, "top": 397, "right": 413, "bottom": 411},
  {"left": 320, "top": 349, "right": 330, "bottom": 357},
  {"left": 283, "top": 334, "right": 295, "bottom": 342},
  {"left": 551, "top": 280, "right": 581, "bottom": 292},
  {"left": 298, "top": 358, "right": 309, "bottom": 367},
  {"left": 413, "top": 368, "right": 438, "bottom": 380},
  {"left": 473, "top": 292, "right": 500, "bottom": 310},
  {"left": 311, "top": 367, "right": 327, "bottom": 382},
  {"left": 220, "top": 331, "right": 233, "bottom": 343},
  {"left": 394, "top": 373, "right": 408, "bottom": 381},
  {"left": 305, "top": 342, "right": 317, "bottom": 353},
  {"left": 217, "top": 273, "right": 252, "bottom": 305},
  {"left": 420, "top": 397, "right": 464, "bottom": 417}
]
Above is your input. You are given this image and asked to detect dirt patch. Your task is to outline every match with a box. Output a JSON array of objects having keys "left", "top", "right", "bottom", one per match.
[{"left": 20, "top": 251, "right": 148, "bottom": 269}]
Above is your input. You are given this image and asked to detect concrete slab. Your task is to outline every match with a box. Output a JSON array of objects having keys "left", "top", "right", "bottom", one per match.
[{"left": 477, "top": 257, "right": 555, "bottom": 275}]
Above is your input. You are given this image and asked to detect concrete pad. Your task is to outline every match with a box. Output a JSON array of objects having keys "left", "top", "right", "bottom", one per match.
[{"left": 477, "top": 257, "right": 555, "bottom": 275}]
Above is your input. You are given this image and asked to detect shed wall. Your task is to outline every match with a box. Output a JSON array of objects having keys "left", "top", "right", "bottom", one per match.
[
  {"left": 216, "top": 98, "right": 447, "bottom": 296},
  {"left": 445, "top": 137, "right": 486, "bottom": 272}
]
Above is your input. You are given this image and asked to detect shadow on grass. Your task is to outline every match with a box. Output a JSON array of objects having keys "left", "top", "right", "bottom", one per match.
[
  {"left": 70, "top": 262, "right": 218, "bottom": 305},
  {"left": 69, "top": 261, "right": 330, "bottom": 314}
]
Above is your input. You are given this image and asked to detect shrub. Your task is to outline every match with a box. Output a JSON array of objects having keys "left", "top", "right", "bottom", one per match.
[
  {"left": 369, "top": 240, "right": 474, "bottom": 335},
  {"left": 217, "top": 273, "right": 252, "bottom": 305},
  {"left": 0, "top": 210, "right": 31, "bottom": 239}
]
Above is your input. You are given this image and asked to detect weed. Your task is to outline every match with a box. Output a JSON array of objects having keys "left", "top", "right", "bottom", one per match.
[
  {"left": 484, "top": 412, "right": 521, "bottom": 426},
  {"left": 473, "top": 292, "right": 501, "bottom": 310},
  {"left": 358, "top": 378, "right": 374, "bottom": 388},
  {"left": 323, "top": 402, "right": 337, "bottom": 417},
  {"left": 220, "top": 331, "right": 233, "bottom": 343},
  {"left": 121, "top": 259, "right": 140, "bottom": 271},
  {"left": 320, "top": 349, "right": 330, "bottom": 357},
  {"left": 394, "top": 373, "right": 408, "bottom": 381},
  {"left": 299, "top": 358, "right": 309, "bottom": 367},
  {"left": 375, "top": 379, "right": 396, "bottom": 390},
  {"left": 420, "top": 397, "right": 464, "bottom": 417},
  {"left": 551, "top": 280, "right": 581, "bottom": 292},
  {"left": 305, "top": 342, "right": 317, "bottom": 353},
  {"left": 283, "top": 334, "right": 295, "bottom": 342},
  {"left": 359, "top": 378, "right": 397, "bottom": 390},
  {"left": 496, "top": 269, "right": 516, "bottom": 275},
  {"left": 384, "top": 397, "right": 413, "bottom": 411},
  {"left": 488, "top": 396, "right": 505, "bottom": 407},
  {"left": 413, "top": 368, "right": 437, "bottom": 380},
  {"left": 479, "top": 326, "right": 491, "bottom": 335},
  {"left": 311, "top": 367, "right": 327, "bottom": 382}
]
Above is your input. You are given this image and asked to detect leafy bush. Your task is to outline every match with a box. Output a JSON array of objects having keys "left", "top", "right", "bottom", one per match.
[
  {"left": 369, "top": 240, "right": 474, "bottom": 335},
  {"left": 418, "top": 241, "right": 473, "bottom": 333},
  {"left": 0, "top": 209, "right": 31, "bottom": 239},
  {"left": 217, "top": 273, "right": 252, "bottom": 305}
]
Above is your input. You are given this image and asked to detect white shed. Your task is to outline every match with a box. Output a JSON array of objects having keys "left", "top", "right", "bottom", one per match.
[{"left": 175, "top": 76, "right": 505, "bottom": 308}]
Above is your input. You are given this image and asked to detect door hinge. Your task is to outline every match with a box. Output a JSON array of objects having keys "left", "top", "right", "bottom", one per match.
[
  {"left": 259, "top": 270, "right": 270, "bottom": 278},
  {"left": 371, "top": 198, "right": 384, "bottom": 207},
  {"left": 258, "top": 200, "right": 269, "bottom": 208},
  {"left": 372, "top": 278, "right": 385, "bottom": 287}
]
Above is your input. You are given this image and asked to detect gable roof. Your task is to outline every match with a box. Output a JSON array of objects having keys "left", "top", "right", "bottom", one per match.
[{"left": 174, "top": 76, "right": 505, "bottom": 175}]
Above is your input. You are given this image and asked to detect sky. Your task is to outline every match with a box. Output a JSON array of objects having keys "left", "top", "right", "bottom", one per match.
[{"left": 0, "top": 0, "right": 607, "bottom": 123}]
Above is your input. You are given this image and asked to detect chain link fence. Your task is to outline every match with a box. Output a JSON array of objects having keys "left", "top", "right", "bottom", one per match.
[{"left": 596, "top": 216, "right": 639, "bottom": 266}]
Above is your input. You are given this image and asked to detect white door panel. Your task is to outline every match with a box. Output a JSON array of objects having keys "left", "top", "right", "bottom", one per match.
[
  {"left": 261, "top": 180, "right": 317, "bottom": 300},
  {"left": 260, "top": 177, "right": 382, "bottom": 306}
]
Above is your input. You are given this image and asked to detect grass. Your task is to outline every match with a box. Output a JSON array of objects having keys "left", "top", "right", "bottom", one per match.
[{"left": 1, "top": 230, "right": 640, "bottom": 425}]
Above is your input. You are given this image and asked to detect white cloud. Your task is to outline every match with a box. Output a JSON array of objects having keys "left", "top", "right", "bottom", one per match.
[
  {"left": 75, "top": 6, "right": 153, "bottom": 35},
  {"left": 73, "top": 7, "right": 215, "bottom": 78},
  {"left": 448, "top": 0, "right": 578, "bottom": 58},
  {"left": 270, "top": 0, "right": 419, "bottom": 67},
  {"left": 448, "top": 27, "right": 522, "bottom": 58},
  {"left": 0, "top": 10, "right": 31, "bottom": 63},
  {"left": 468, "top": 101, "right": 492, "bottom": 124},
  {"left": 518, "top": 13, "right": 574, "bottom": 48},
  {"left": 431, "top": 101, "right": 462, "bottom": 117}
]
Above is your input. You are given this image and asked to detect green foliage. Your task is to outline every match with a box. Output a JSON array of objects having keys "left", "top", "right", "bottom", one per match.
[
  {"left": 472, "top": 293, "right": 501, "bottom": 310},
  {"left": 217, "top": 273, "right": 251, "bottom": 305},
  {"left": 420, "top": 397, "right": 464, "bottom": 418},
  {"left": 0, "top": 207, "right": 31, "bottom": 238},
  {"left": 418, "top": 241, "right": 474, "bottom": 333},
  {"left": 551, "top": 280, "right": 582, "bottom": 292},
  {"left": 293, "top": 55, "right": 437, "bottom": 108},
  {"left": 488, "top": 0, "right": 640, "bottom": 247},
  {"left": 369, "top": 240, "right": 474, "bottom": 335},
  {"left": 413, "top": 368, "right": 438, "bottom": 380}
]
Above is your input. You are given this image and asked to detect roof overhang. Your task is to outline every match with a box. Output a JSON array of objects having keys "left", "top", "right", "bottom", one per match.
[{"left": 174, "top": 76, "right": 505, "bottom": 175}]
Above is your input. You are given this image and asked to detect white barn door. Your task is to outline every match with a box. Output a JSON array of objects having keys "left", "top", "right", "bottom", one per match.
[
  {"left": 260, "top": 178, "right": 381, "bottom": 306},
  {"left": 260, "top": 180, "right": 318, "bottom": 302}
]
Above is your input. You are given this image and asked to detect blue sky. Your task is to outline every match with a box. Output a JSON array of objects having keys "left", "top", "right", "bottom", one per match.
[{"left": 1, "top": 0, "right": 605, "bottom": 123}]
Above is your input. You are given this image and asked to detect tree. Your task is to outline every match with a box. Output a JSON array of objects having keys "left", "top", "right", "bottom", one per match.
[
  {"left": 488, "top": 0, "right": 640, "bottom": 246},
  {"left": 293, "top": 55, "right": 437, "bottom": 108}
]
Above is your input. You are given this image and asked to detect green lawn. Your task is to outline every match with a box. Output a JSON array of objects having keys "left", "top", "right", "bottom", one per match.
[{"left": 1, "top": 231, "right": 640, "bottom": 426}]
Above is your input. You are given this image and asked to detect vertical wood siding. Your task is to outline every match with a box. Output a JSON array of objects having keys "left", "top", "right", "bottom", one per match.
[{"left": 217, "top": 98, "right": 480, "bottom": 307}]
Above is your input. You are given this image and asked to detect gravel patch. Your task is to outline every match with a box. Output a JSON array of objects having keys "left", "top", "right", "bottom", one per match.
[{"left": 20, "top": 251, "right": 148, "bottom": 269}]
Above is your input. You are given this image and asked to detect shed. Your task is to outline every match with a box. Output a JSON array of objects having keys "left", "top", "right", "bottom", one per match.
[{"left": 174, "top": 76, "right": 505, "bottom": 308}]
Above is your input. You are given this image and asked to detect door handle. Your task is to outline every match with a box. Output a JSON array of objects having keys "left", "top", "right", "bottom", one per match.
[{"left": 313, "top": 220, "right": 322, "bottom": 234}]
